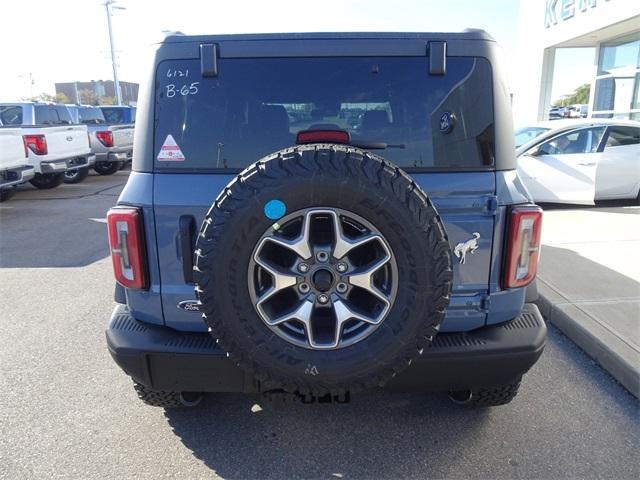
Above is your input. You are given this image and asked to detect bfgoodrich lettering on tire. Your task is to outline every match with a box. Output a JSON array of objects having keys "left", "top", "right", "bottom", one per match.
[{"left": 194, "top": 145, "right": 453, "bottom": 395}]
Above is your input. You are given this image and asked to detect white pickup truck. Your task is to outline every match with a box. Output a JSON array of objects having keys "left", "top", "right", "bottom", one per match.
[
  {"left": 65, "top": 105, "right": 134, "bottom": 180},
  {"left": 0, "top": 103, "right": 95, "bottom": 189},
  {"left": 0, "top": 122, "right": 35, "bottom": 202}
]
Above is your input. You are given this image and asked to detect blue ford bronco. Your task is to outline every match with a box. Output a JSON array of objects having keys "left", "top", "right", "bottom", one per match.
[{"left": 106, "top": 31, "right": 546, "bottom": 408}]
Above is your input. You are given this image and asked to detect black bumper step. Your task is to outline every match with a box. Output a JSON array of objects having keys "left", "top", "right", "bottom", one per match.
[{"left": 106, "top": 304, "right": 546, "bottom": 393}]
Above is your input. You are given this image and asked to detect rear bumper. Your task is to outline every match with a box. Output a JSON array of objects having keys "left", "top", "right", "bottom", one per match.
[
  {"left": 1, "top": 165, "right": 35, "bottom": 189},
  {"left": 39, "top": 155, "right": 95, "bottom": 173},
  {"left": 106, "top": 304, "right": 546, "bottom": 393},
  {"left": 95, "top": 149, "right": 132, "bottom": 163}
]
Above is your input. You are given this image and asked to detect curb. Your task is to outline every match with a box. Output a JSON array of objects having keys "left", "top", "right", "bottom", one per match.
[{"left": 535, "top": 282, "right": 640, "bottom": 399}]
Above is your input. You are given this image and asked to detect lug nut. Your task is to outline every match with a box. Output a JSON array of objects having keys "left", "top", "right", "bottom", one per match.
[
  {"left": 317, "top": 294, "right": 329, "bottom": 304},
  {"left": 298, "top": 263, "right": 309, "bottom": 273},
  {"left": 316, "top": 251, "right": 329, "bottom": 262},
  {"left": 336, "top": 282, "right": 348, "bottom": 293},
  {"left": 299, "top": 283, "right": 310, "bottom": 294},
  {"left": 336, "top": 262, "right": 348, "bottom": 273}
]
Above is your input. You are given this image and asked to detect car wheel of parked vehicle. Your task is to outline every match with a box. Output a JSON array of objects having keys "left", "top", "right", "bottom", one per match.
[
  {"left": 94, "top": 161, "right": 122, "bottom": 176},
  {"left": 194, "top": 145, "right": 453, "bottom": 395},
  {"left": 133, "top": 383, "right": 203, "bottom": 408},
  {"left": 63, "top": 167, "right": 89, "bottom": 184},
  {"left": 29, "top": 173, "right": 65, "bottom": 190},
  {"left": 0, "top": 188, "right": 16, "bottom": 202},
  {"left": 449, "top": 377, "right": 522, "bottom": 407}
]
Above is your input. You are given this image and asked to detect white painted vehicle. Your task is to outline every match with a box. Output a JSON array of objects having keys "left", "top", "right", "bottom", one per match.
[
  {"left": 0, "top": 103, "right": 95, "bottom": 189},
  {"left": 516, "top": 119, "right": 640, "bottom": 204},
  {"left": 0, "top": 121, "right": 35, "bottom": 201}
]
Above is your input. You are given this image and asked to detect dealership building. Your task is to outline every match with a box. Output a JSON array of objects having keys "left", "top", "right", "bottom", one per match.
[{"left": 513, "top": 0, "right": 640, "bottom": 123}]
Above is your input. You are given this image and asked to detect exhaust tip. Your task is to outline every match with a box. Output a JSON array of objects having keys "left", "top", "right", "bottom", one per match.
[
  {"left": 448, "top": 389, "right": 473, "bottom": 405},
  {"left": 179, "top": 392, "right": 203, "bottom": 407}
]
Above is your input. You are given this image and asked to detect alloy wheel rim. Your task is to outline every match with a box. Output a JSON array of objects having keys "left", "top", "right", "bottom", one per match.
[{"left": 248, "top": 208, "right": 398, "bottom": 350}]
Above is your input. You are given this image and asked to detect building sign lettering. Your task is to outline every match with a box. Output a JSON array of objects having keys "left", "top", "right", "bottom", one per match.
[{"left": 545, "top": 0, "right": 609, "bottom": 28}]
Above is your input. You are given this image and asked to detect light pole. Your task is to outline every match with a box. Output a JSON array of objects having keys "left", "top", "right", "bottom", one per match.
[{"left": 105, "top": 0, "right": 125, "bottom": 105}]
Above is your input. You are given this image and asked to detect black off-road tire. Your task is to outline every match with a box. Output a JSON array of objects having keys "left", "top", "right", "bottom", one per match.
[
  {"left": 133, "top": 383, "right": 203, "bottom": 408},
  {"left": 194, "top": 144, "right": 453, "bottom": 396},
  {"left": 29, "top": 173, "right": 64, "bottom": 190},
  {"left": 450, "top": 378, "right": 522, "bottom": 407},
  {"left": 94, "top": 161, "right": 121, "bottom": 176},
  {"left": 63, "top": 167, "right": 89, "bottom": 184},
  {"left": 0, "top": 188, "right": 16, "bottom": 202},
  {"left": 472, "top": 378, "right": 522, "bottom": 406}
]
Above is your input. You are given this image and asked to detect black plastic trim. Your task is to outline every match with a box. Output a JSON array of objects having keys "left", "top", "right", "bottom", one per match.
[
  {"left": 200, "top": 43, "right": 218, "bottom": 77},
  {"left": 106, "top": 304, "right": 547, "bottom": 393},
  {"left": 428, "top": 41, "right": 447, "bottom": 75},
  {"left": 178, "top": 215, "right": 196, "bottom": 284}
]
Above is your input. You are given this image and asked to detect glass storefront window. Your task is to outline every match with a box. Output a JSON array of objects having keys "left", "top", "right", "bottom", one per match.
[
  {"left": 592, "top": 34, "right": 640, "bottom": 120},
  {"left": 598, "top": 36, "right": 640, "bottom": 75},
  {"left": 594, "top": 77, "right": 636, "bottom": 112}
]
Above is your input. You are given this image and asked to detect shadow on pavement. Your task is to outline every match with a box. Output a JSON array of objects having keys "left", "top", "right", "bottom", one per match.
[
  {"left": 163, "top": 324, "right": 639, "bottom": 479},
  {"left": 164, "top": 391, "right": 490, "bottom": 479},
  {"left": 539, "top": 244, "right": 639, "bottom": 300},
  {"left": 0, "top": 173, "right": 126, "bottom": 268}
]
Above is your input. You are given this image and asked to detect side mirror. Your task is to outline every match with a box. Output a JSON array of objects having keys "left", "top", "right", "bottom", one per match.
[{"left": 527, "top": 146, "right": 542, "bottom": 157}]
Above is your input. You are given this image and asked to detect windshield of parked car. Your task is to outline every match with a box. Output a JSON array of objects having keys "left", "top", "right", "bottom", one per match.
[
  {"left": 153, "top": 56, "right": 496, "bottom": 171},
  {"left": 515, "top": 127, "right": 549, "bottom": 148},
  {"left": 78, "top": 107, "right": 106, "bottom": 125}
]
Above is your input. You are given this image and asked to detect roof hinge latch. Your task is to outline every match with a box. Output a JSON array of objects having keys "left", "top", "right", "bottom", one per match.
[
  {"left": 200, "top": 43, "right": 218, "bottom": 77},
  {"left": 428, "top": 41, "right": 447, "bottom": 76}
]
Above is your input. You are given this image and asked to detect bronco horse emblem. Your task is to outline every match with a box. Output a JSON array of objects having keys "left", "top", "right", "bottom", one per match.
[{"left": 454, "top": 232, "right": 480, "bottom": 264}]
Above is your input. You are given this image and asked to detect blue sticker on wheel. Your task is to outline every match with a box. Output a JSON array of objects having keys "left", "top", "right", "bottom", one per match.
[{"left": 264, "top": 199, "right": 286, "bottom": 220}]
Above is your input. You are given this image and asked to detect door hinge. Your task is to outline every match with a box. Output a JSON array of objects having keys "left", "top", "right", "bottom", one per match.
[
  {"left": 480, "top": 295, "right": 491, "bottom": 313},
  {"left": 483, "top": 195, "right": 498, "bottom": 216}
]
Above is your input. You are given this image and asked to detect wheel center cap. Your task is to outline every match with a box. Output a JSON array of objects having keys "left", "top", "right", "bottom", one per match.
[{"left": 312, "top": 269, "right": 334, "bottom": 292}]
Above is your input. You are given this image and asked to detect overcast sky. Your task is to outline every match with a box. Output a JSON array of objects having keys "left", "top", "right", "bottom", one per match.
[{"left": 1, "top": 0, "right": 593, "bottom": 102}]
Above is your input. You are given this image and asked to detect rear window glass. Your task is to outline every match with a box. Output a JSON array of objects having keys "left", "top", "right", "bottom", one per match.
[
  {"left": 35, "top": 105, "right": 72, "bottom": 125},
  {"left": 79, "top": 107, "right": 106, "bottom": 124},
  {"left": 101, "top": 107, "right": 124, "bottom": 124},
  {"left": 0, "top": 106, "right": 22, "bottom": 125},
  {"left": 153, "top": 56, "right": 495, "bottom": 171}
]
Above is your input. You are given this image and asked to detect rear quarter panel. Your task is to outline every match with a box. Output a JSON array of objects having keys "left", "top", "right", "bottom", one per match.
[{"left": 0, "top": 127, "right": 28, "bottom": 170}]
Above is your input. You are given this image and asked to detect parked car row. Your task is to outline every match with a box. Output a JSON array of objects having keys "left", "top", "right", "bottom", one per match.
[
  {"left": 0, "top": 102, "right": 135, "bottom": 201},
  {"left": 548, "top": 104, "right": 588, "bottom": 120},
  {"left": 515, "top": 119, "right": 640, "bottom": 204}
]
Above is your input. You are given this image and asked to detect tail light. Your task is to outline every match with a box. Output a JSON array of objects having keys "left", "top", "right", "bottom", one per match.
[
  {"left": 107, "top": 207, "right": 148, "bottom": 290},
  {"left": 96, "top": 130, "right": 114, "bottom": 147},
  {"left": 23, "top": 134, "right": 48, "bottom": 155},
  {"left": 296, "top": 129, "right": 350, "bottom": 145},
  {"left": 504, "top": 206, "right": 543, "bottom": 289}
]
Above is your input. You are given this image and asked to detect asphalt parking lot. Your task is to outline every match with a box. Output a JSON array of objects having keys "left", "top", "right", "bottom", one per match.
[{"left": 1, "top": 172, "right": 638, "bottom": 480}]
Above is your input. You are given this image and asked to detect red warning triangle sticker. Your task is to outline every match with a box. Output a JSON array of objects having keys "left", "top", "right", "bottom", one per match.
[{"left": 157, "top": 134, "right": 185, "bottom": 161}]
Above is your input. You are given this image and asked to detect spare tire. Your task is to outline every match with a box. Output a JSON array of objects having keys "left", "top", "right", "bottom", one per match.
[{"left": 194, "top": 145, "right": 452, "bottom": 395}]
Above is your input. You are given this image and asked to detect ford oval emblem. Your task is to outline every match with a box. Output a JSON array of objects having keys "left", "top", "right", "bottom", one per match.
[
  {"left": 439, "top": 111, "right": 455, "bottom": 134},
  {"left": 177, "top": 300, "right": 201, "bottom": 312},
  {"left": 66, "top": 136, "right": 73, "bottom": 141}
]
